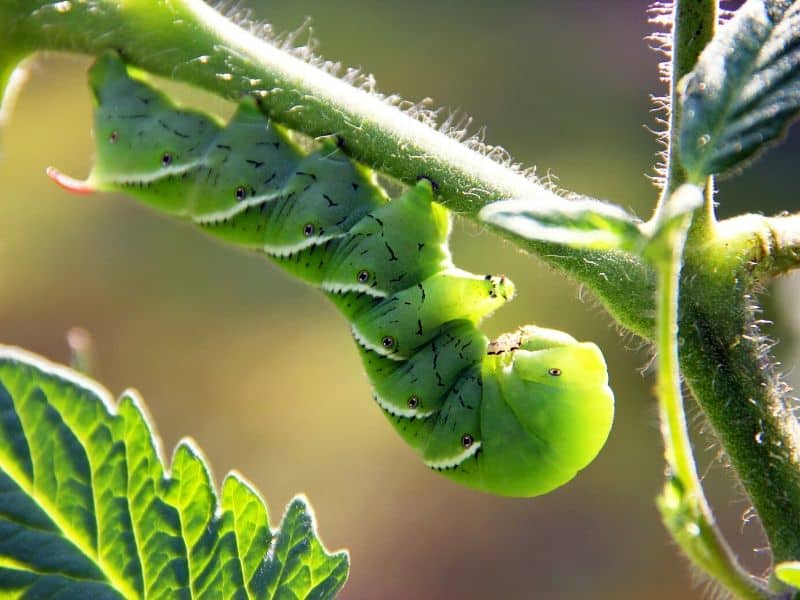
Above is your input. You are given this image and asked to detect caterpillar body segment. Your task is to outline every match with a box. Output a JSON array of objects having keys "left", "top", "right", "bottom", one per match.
[
  {"left": 49, "top": 54, "right": 615, "bottom": 497},
  {"left": 319, "top": 183, "right": 452, "bottom": 297},
  {"left": 361, "top": 320, "right": 486, "bottom": 419}
]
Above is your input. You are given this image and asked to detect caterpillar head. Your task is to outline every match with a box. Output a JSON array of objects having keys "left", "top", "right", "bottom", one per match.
[{"left": 443, "top": 326, "right": 614, "bottom": 497}]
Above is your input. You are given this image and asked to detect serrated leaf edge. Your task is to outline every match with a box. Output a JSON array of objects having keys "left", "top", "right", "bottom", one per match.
[
  {"left": 0, "top": 344, "right": 140, "bottom": 598},
  {"left": 0, "top": 345, "right": 349, "bottom": 599},
  {"left": 679, "top": 0, "right": 800, "bottom": 178}
]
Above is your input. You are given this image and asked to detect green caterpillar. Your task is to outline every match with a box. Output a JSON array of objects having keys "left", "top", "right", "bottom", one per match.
[{"left": 49, "top": 54, "right": 614, "bottom": 497}]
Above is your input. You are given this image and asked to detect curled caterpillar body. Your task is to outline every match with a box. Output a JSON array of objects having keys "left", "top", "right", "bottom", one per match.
[{"left": 50, "top": 54, "right": 614, "bottom": 497}]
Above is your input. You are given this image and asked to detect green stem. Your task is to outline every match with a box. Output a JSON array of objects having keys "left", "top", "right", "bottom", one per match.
[
  {"left": 660, "top": 0, "right": 800, "bottom": 568},
  {"left": 0, "top": 0, "right": 579, "bottom": 211},
  {"left": 0, "top": 0, "right": 656, "bottom": 337},
  {"left": 654, "top": 0, "right": 800, "bottom": 582},
  {"left": 657, "top": 0, "right": 717, "bottom": 209},
  {"left": 656, "top": 241, "right": 695, "bottom": 481},
  {"left": 652, "top": 199, "right": 768, "bottom": 599},
  {"left": 649, "top": 6, "right": 746, "bottom": 588},
  {"left": 679, "top": 240, "right": 800, "bottom": 565},
  {"left": 712, "top": 213, "right": 800, "bottom": 279},
  {"left": 760, "top": 213, "right": 800, "bottom": 276}
]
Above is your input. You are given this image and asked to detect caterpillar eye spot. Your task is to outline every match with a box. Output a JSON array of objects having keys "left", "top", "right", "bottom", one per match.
[{"left": 78, "top": 56, "right": 616, "bottom": 499}]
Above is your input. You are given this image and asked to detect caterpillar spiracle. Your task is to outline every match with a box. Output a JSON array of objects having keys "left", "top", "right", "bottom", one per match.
[{"left": 49, "top": 54, "right": 615, "bottom": 497}]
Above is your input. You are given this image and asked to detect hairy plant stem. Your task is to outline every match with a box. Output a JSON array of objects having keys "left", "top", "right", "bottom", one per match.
[
  {"left": 0, "top": 0, "right": 655, "bottom": 338},
  {"left": 656, "top": 0, "right": 718, "bottom": 210},
  {"left": 679, "top": 235, "right": 800, "bottom": 567},
  {"left": 759, "top": 214, "right": 800, "bottom": 276},
  {"left": 3, "top": 0, "right": 800, "bottom": 576},
  {"left": 651, "top": 190, "right": 768, "bottom": 599},
  {"left": 713, "top": 213, "right": 800, "bottom": 279},
  {"left": 662, "top": 0, "right": 800, "bottom": 571}
]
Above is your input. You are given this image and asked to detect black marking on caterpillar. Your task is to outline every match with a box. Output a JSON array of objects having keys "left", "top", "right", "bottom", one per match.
[{"left": 49, "top": 53, "right": 615, "bottom": 498}]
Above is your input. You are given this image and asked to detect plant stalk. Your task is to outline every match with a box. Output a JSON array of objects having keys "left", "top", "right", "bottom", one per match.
[
  {"left": 656, "top": 0, "right": 718, "bottom": 209},
  {"left": 661, "top": 0, "right": 800, "bottom": 568},
  {"left": 652, "top": 196, "right": 768, "bottom": 599},
  {"left": 0, "top": 0, "right": 656, "bottom": 337}
]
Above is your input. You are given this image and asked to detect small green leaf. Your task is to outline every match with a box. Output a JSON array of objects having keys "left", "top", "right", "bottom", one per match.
[
  {"left": 0, "top": 346, "right": 348, "bottom": 599},
  {"left": 479, "top": 196, "right": 644, "bottom": 253},
  {"left": 774, "top": 561, "right": 800, "bottom": 588},
  {"left": 679, "top": 0, "right": 800, "bottom": 180},
  {"left": 642, "top": 184, "right": 703, "bottom": 264}
]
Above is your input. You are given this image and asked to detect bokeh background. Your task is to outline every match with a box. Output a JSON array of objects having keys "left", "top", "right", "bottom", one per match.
[{"left": 2, "top": 1, "right": 798, "bottom": 598}]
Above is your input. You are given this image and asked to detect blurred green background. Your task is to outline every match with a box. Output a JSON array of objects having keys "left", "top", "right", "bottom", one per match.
[{"left": 2, "top": 1, "right": 798, "bottom": 598}]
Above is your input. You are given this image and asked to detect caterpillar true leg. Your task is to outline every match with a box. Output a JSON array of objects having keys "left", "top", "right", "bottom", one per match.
[{"left": 48, "top": 53, "right": 614, "bottom": 497}]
